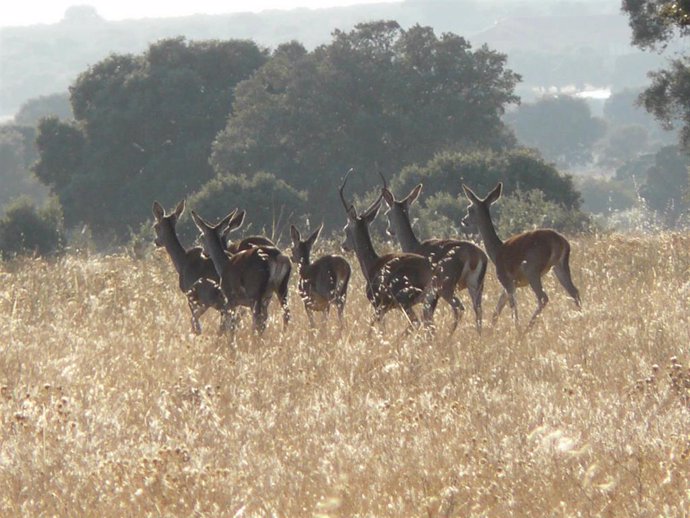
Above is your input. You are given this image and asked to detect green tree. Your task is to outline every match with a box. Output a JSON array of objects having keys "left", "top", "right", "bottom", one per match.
[
  {"left": 639, "top": 145, "right": 690, "bottom": 225},
  {"left": 388, "top": 148, "right": 585, "bottom": 238},
  {"left": 211, "top": 21, "right": 520, "bottom": 227},
  {"left": 623, "top": 0, "right": 690, "bottom": 148},
  {"left": 0, "top": 124, "right": 47, "bottom": 210},
  {"left": 393, "top": 148, "right": 581, "bottom": 210},
  {"left": 506, "top": 95, "right": 606, "bottom": 167},
  {"left": 0, "top": 196, "right": 64, "bottom": 257},
  {"left": 33, "top": 38, "right": 267, "bottom": 241}
]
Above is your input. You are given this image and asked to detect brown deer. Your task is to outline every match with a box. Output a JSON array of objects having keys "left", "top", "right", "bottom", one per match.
[
  {"left": 290, "top": 223, "right": 351, "bottom": 328},
  {"left": 461, "top": 183, "right": 581, "bottom": 332},
  {"left": 152, "top": 200, "right": 227, "bottom": 334},
  {"left": 222, "top": 209, "right": 291, "bottom": 329},
  {"left": 382, "top": 183, "right": 488, "bottom": 335},
  {"left": 191, "top": 209, "right": 291, "bottom": 334},
  {"left": 339, "top": 169, "right": 439, "bottom": 331}
]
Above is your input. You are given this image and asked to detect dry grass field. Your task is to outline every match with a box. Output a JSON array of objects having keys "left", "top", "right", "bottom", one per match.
[{"left": 1, "top": 232, "right": 689, "bottom": 517}]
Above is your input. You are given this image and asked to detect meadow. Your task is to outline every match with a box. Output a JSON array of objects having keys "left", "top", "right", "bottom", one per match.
[{"left": 0, "top": 232, "right": 689, "bottom": 517}]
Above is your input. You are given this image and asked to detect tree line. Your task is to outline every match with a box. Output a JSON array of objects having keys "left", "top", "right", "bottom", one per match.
[{"left": 6, "top": 11, "right": 688, "bottom": 256}]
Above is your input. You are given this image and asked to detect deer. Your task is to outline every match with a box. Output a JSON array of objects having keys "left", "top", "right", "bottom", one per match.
[
  {"left": 191, "top": 209, "right": 291, "bottom": 335},
  {"left": 194, "top": 209, "right": 291, "bottom": 328},
  {"left": 152, "top": 200, "right": 227, "bottom": 334},
  {"left": 381, "top": 182, "right": 488, "bottom": 335},
  {"left": 461, "top": 182, "right": 581, "bottom": 333},
  {"left": 289, "top": 223, "right": 351, "bottom": 328},
  {"left": 339, "top": 169, "right": 439, "bottom": 331}
]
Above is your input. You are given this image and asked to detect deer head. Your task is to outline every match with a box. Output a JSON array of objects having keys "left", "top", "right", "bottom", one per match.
[{"left": 152, "top": 199, "right": 185, "bottom": 248}]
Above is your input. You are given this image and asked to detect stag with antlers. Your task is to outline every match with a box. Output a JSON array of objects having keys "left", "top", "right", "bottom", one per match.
[
  {"left": 339, "top": 169, "right": 439, "bottom": 331},
  {"left": 461, "top": 183, "right": 581, "bottom": 333}
]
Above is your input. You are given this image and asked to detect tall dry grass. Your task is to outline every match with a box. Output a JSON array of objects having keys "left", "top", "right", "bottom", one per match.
[{"left": 0, "top": 233, "right": 689, "bottom": 517}]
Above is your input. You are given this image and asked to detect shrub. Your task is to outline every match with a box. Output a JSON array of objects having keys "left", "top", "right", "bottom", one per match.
[
  {"left": 0, "top": 196, "right": 64, "bottom": 258},
  {"left": 183, "top": 172, "right": 307, "bottom": 244},
  {"left": 493, "top": 189, "right": 593, "bottom": 236}
]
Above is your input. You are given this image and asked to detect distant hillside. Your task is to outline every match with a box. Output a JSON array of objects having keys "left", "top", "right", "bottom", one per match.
[{"left": 0, "top": 0, "right": 666, "bottom": 118}]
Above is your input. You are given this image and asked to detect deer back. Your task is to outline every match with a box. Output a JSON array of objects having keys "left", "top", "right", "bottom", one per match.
[
  {"left": 368, "top": 252, "right": 433, "bottom": 309},
  {"left": 501, "top": 229, "right": 570, "bottom": 282}
]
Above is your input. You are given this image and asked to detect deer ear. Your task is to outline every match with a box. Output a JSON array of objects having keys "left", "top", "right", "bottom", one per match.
[
  {"left": 152, "top": 201, "right": 165, "bottom": 220},
  {"left": 173, "top": 199, "right": 185, "bottom": 219},
  {"left": 486, "top": 182, "right": 503, "bottom": 204},
  {"left": 217, "top": 209, "right": 238, "bottom": 232},
  {"left": 406, "top": 184, "right": 423, "bottom": 206},
  {"left": 462, "top": 184, "right": 479, "bottom": 204},
  {"left": 307, "top": 223, "right": 322, "bottom": 246},
  {"left": 381, "top": 188, "right": 395, "bottom": 207},
  {"left": 363, "top": 197, "right": 382, "bottom": 224},
  {"left": 290, "top": 224, "right": 301, "bottom": 243},
  {"left": 190, "top": 210, "right": 206, "bottom": 231}
]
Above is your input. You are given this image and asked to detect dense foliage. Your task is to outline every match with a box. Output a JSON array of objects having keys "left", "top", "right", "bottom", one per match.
[
  {"left": 32, "top": 38, "right": 267, "bottom": 241},
  {"left": 211, "top": 21, "right": 520, "bottom": 227},
  {"left": 0, "top": 197, "right": 64, "bottom": 257},
  {"left": 0, "top": 125, "right": 45, "bottom": 210},
  {"left": 392, "top": 148, "right": 581, "bottom": 210},
  {"left": 623, "top": 0, "right": 690, "bottom": 149}
]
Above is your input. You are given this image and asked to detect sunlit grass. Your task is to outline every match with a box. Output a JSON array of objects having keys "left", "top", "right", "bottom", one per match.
[{"left": 1, "top": 233, "right": 689, "bottom": 516}]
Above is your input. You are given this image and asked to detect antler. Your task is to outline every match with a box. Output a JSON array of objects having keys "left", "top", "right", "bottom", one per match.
[
  {"left": 339, "top": 168, "right": 355, "bottom": 213},
  {"left": 377, "top": 166, "right": 388, "bottom": 191}
]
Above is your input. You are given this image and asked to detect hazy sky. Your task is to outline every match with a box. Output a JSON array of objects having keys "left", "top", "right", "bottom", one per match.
[{"left": 1, "top": 1, "right": 398, "bottom": 27}]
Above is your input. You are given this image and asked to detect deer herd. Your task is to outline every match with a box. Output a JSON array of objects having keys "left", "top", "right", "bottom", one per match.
[{"left": 152, "top": 170, "right": 581, "bottom": 339}]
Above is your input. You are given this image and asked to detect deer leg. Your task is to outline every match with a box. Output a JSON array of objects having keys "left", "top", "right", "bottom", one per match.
[
  {"left": 553, "top": 262, "right": 581, "bottom": 308},
  {"left": 525, "top": 273, "right": 549, "bottom": 333},
  {"left": 422, "top": 289, "right": 440, "bottom": 327},
  {"left": 252, "top": 298, "right": 270, "bottom": 335},
  {"left": 492, "top": 291, "right": 509, "bottom": 326},
  {"left": 188, "top": 299, "right": 206, "bottom": 335},
  {"left": 220, "top": 307, "right": 240, "bottom": 334},
  {"left": 468, "top": 284, "right": 483, "bottom": 335},
  {"left": 305, "top": 306, "right": 316, "bottom": 329},
  {"left": 445, "top": 295, "right": 464, "bottom": 337},
  {"left": 278, "top": 281, "right": 290, "bottom": 331}
]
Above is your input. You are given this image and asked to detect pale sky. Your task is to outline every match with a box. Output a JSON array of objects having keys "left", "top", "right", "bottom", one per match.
[{"left": 1, "top": 0, "right": 398, "bottom": 27}]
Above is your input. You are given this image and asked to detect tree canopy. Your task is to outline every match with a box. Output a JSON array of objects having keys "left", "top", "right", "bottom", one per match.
[
  {"left": 623, "top": 0, "right": 690, "bottom": 148},
  {"left": 32, "top": 37, "right": 267, "bottom": 240},
  {"left": 211, "top": 21, "right": 520, "bottom": 227}
]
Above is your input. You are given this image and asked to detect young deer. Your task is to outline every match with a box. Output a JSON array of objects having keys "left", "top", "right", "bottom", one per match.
[
  {"left": 152, "top": 200, "right": 226, "bottom": 334},
  {"left": 191, "top": 210, "right": 291, "bottom": 334},
  {"left": 461, "top": 183, "right": 581, "bottom": 333},
  {"left": 340, "top": 169, "right": 439, "bottom": 331},
  {"left": 382, "top": 183, "right": 488, "bottom": 335},
  {"left": 290, "top": 223, "right": 351, "bottom": 328}
]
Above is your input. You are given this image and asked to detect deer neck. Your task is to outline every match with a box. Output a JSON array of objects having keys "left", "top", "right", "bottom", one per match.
[
  {"left": 204, "top": 233, "right": 232, "bottom": 279},
  {"left": 297, "top": 252, "right": 311, "bottom": 276},
  {"left": 161, "top": 229, "right": 190, "bottom": 276},
  {"left": 392, "top": 210, "right": 421, "bottom": 253},
  {"left": 353, "top": 226, "right": 380, "bottom": 284},
  {"left": 475, "top": 207, "right": 504, "bottom": 264}
]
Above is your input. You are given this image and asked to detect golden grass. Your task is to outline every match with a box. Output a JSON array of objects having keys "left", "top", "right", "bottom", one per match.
[{"left": 1, "top": 233, "right": 689, "bottom": 517}]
